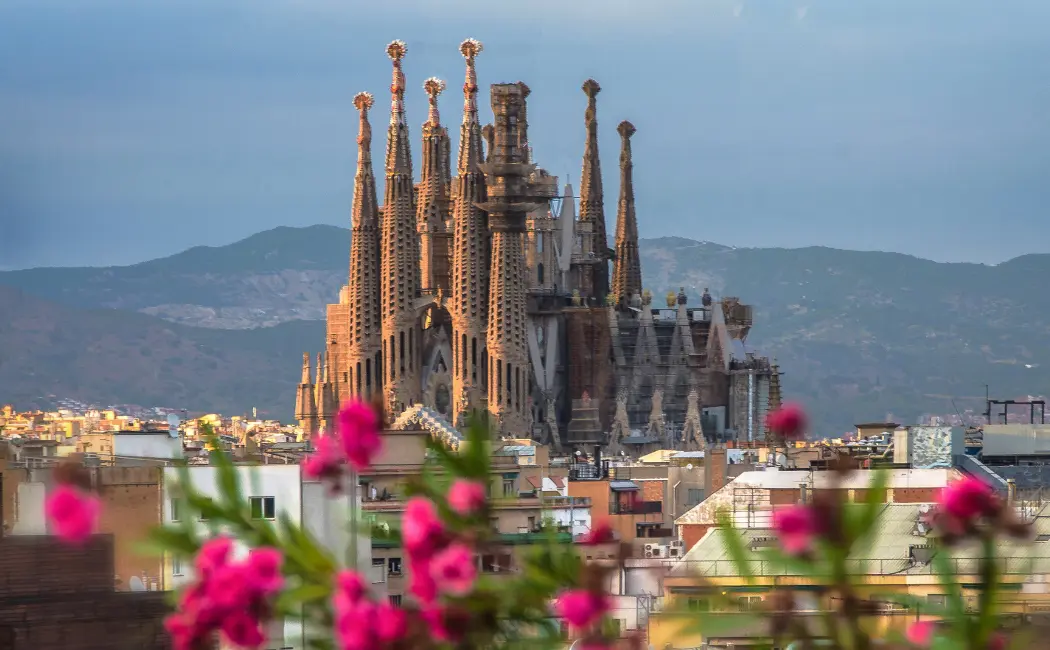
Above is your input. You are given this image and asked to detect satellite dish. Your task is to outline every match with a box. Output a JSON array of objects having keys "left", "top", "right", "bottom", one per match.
[
  {"left": 686, "top": 463, "right": 694, "bottom": 470},
  {"left": 167, "top": 413, "right": 181, "bottom": 439},
  {"left": 128, "top": 576, "right": 146, "bottom": 592}
]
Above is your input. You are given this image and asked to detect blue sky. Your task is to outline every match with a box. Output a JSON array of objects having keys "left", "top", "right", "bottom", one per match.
[{"left": 1, "top": 0, "right": 1048, "bottom": 269}]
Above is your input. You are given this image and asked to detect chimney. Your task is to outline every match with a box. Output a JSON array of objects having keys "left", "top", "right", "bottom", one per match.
[
  {"left": 1007, "top": 478, "right": 1016, "bottom": 506},
  {"left": 704, "top": 447, "right": 729, "bottom": 496}
]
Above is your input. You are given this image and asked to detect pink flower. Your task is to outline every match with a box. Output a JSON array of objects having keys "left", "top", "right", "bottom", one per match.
[
  {"left": 335, "top": 599, "right": 377, "bottom": 650},
  {"left": 448, "top": 479, "right": 486, "bottom": 516},
  {"left": 422, "top": 606, "right": 466, "bottom": 643},
  {"left": 337, "top": 400, "right": 383, "bottom": 471},
  {"left": 773, "top": 505, "right": 820, "bottom": 555},
  {"left": 766, "top": 403, "right": 807, "bottom": 440},
  {"left": 221, "top": 610, "right": 266, "bottom": 649},
  {"left": 907, "top": 621, "right": 937, "bottom": 647},
  {"left": 429, "top": 543, "right": 478, "bottom": 596},
  {"left": 333, "top": 569, "right": 367, "bottom": 608},
  {"left": 303, "top": 434, "right": 346, "bottom": 491},
  {"left": 245, "top": 547, "right": 284, "bottom": 595},
  {"left": 408, "top": 556, "right": 438, "bottom": 604},
  {"left": 580, "top": 520, "right": 615, "bottom": 545},
  {"left": 939, "top": 476, "right": 998, "bottom": 523},
  {"left": 196, "top": 535, "right": 234, "bottom": 577},
  {"left": 45, "top": 484, "right": 100, "bottom": 546},
  {"left": 555, "top": 589, "right": 609, "bottom": 629},
  {"left": 164, "top": 613, "right": 204, "bottom": 650},
  {"left": 402, "top": 497, "right": 445, "bottom": 558},
  {"left": 375, "top": 604, "right": 408, "bottom": 643},
  {"left": 169, "top": 544, "right": 283, "bottom": 650}
]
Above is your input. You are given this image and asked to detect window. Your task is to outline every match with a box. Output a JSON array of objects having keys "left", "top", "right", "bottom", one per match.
[
  {"left": 250, "top": 496, "right": 276, "bottom": 520},
  {"left": 388, "top": 557, "right": 402, "bottom": 576},
  {"left": 687, "top": 488, "right": 704, "bottom": 506},
  {"left": 502, "top": 479, "right": 515, "bottom": 497},
  {"left": 389, "top": 594, "right": 402, "bottom": 606},
  {"left": 170, "top": 498, "right": 182, "bottom": 522},
  {"left": 489, "top": 518, "right": 500, "bottom": 533},
  {"left": 172, "top": 555, "right": 183, "bottom": 576},
  {"left": 927, "top": 594, "right": 947, "bottom": 608},
  {"left": 527, "top": 516, "right": 536, "bottom": 530}
]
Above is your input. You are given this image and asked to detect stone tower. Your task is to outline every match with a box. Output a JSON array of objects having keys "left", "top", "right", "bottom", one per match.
[
  {"left": 450, "top": 39, "right": 490, "bottom": 426},
  {"left": 314, "top": 353, "right": 336, "bottom": 433},
  {"left": 477, "top": 83, "right": 536, "bottom": 436},
  {"left": 294, "top": 353, "right": 318, "bottom": 436},
  {"left": 611, "top": 120, "right": 642, "bottom": 306},
  {"left": 765, "top": 358, "right": 783, "bottom": 444},
  {"left": 345, "top": 91, "right": 383, "bottom": 401},
  {"left": 417, "top": 77, "right": 453, "bottom": 297},
  {"left": 573, "top": 79, "right": 610, "bottom": 302},
  {"left": 380, "top": 40, "right": 423, "bottom": 414}
]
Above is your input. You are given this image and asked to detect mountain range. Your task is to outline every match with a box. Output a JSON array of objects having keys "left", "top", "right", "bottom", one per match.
[{"left": 3, "top": 224, "right": 1048, "bottom": 433}]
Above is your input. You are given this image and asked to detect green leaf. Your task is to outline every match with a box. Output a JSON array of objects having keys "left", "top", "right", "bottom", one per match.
[
  {"left": 278, "top": 514, "right": 336, "bottom": 577},
  {"left": 930, "top": 545, "right": 966, "bottom": 625},
  {"left": 143, "top": 525, "right": 201, "bottom": 557},
  {"left": 847, "top": 468, "right": 889, "bottom": 550},
  {"left": 717, "top": 510, "right": 756, "bottom": 584},
  {"left": 276, "top": 583, "right": 332, "bottom": 610}
]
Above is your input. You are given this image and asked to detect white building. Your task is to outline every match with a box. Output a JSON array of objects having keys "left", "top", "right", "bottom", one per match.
[
  {"left": 536, "top": 476, "right": 592, "bottom": 537},
  {"left": 162, "top": 464, "right": 369, "bottom": 650}
]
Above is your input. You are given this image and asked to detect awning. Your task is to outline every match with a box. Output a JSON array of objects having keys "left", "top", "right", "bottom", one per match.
[{"left": 609, "top": 480, "right": 640, "bottom": 491}]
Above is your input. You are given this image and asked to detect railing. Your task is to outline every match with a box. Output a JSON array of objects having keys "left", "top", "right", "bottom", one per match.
[
  {"left": 544, "top": 496, "right": 592, "bottom": 508},
  {"left": 610, "top": 501, "right": 662, "bottom": 515},
  {"left": 668, "top": 556, "right": 1050, "bottom": 577}
]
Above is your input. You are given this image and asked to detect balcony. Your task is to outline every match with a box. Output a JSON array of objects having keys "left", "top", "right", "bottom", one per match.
[
  {"left": 543, "top": 496, "right": 592, "bottom": 509},
  {"left": 610, "top": 500, "right": 663, "bottom": 515}
]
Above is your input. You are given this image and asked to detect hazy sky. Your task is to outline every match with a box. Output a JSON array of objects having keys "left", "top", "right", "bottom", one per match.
[{"left": 2, "top": 0, "right": 1048, "bottom": 269}]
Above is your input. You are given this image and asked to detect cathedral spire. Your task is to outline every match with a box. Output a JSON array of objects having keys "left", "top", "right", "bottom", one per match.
[
  {"left": 295, "top": 352, "right": 318, "bottom": 437},
  {"left": 457, "top": 39, "right": 484, "bottom": 174},
  {"left": 342, "top": 92, "right": 383, "bottom": 402},
  {"left": 418, "top": 77, "right": 452, "bottom": 296},
  {"left": 577, "top": 78, "right": 610, "bottom": 301},
  {"left": 385, "top": 40, "right": 412, "bottom": 176},
  {"left": 380, "top": 40, "right": 422, "bottom": 416},
  {"left": 450, "top": 39, "right": 490, "bottom": 426},
  {"left": 611, "top": 120, "right": 642, "bottom": 305}
]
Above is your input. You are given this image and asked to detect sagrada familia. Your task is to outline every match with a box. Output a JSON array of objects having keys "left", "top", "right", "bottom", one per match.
[{"left": 295, "top": 39, "right": 782, "bottom": 453}]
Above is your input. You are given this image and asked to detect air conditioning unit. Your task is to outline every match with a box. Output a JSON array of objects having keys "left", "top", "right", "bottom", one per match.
[
  {"left": 668, "top": 539, "right": 685, "bottom": 550},
  {"left": 668, "top": 547, "right": 681, "bottom": 557},
  {"left": 650, "top": 546, "right": 666, "bottom": 558},
  {"left": 644, "top": 544, "right": 656, "bottom": 553}
]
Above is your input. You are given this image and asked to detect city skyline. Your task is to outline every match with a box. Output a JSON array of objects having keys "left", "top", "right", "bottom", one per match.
[{"left": 2, "top": 0, "right": 1049, "bottom": 269}]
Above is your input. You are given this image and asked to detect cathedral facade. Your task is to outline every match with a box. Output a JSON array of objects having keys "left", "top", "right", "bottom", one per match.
[{"left": 295, "top": 39, "right": 780, "bottom": 452}]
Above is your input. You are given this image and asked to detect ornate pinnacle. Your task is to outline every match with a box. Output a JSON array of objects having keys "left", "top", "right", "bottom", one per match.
[
  {"left": 617, "top": 120, "right": 636, "bottom": 139},
  {"left": 460, "top": 38, "right": 483, "bottom": 115},
  {"left": 386, "top": 39, "right": 407, "bottom": 62},
  {"left": 459, "top": 38, "right": 483, "bottom": 61},
  {"left": 353, "top": 91, "right": 374, "bottom": 112},
  {"left": 301, "top": 352, "right": 311, "bottom": 383},
  {"left": 457, "top": 39, "right": 484, "bottom": 173},
  {"left": 518, "top": 81, "right": 531, "bottom": 98},
  {"left": 387, "top": 40, "right": 407, "bottom": 127},
  {"left": 353, "top": 92, "right": 374, "bottom": 147},
  {"left": 583, "top": 79, "right": 601, "bottom": 100},
  {"left": 423, "top": 77, "right": 445, "bottom": 127}
]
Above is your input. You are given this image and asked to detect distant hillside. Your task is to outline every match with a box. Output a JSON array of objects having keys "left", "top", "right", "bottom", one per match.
[
  {"left": 0, "top": 286, "right": 322, "bottom": 418},
  {"left": 3, "top": 226, "right": 1049, "bottom": 432}
]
